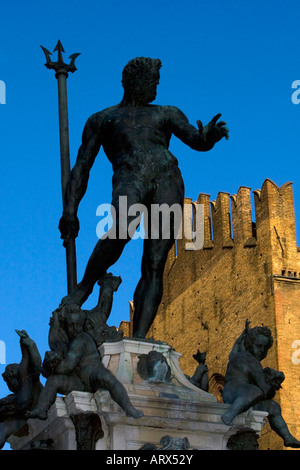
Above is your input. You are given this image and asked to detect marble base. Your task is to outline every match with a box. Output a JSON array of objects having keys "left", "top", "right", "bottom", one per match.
[{"left": 8, "top": 339, "right": 268, "bottom": 450}]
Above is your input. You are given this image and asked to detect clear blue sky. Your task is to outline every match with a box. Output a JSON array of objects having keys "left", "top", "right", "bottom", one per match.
[{"left": 1, "top": 0, "right": 300, "bottom": 405}]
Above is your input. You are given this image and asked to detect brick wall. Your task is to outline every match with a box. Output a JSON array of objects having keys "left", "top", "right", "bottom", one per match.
[{"left": 125, "top": 179, "right": 300, "bottom": 450}]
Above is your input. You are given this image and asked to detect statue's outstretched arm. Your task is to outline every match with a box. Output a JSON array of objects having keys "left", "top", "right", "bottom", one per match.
[{"left": 167, "top": 106, "right": 229, "bottom": 152}]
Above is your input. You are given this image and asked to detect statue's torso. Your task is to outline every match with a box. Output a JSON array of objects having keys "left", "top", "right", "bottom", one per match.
[
  {"left": 98, "top": 104, "right": 179, "bottom": 176},
  {"left": 224, "top": 351, "right": 263, "bottom": 385}
]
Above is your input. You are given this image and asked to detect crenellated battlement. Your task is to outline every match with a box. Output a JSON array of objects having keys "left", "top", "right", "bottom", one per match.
[
  {"left": 147, "top": 178, "right": 300, "bottom": 451},
  {"left": 165, "top": 179, "right": 299, "bottom": 276},
  {"left": 230, "top": 186, "right": 255, "bottom": 246}
]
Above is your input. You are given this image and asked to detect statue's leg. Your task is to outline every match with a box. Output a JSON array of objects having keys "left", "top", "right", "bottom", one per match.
[
  {"left": 76, "top": 237, "right": 129, "bottom": 303},
  {"left": 254, "top": 400, "right": 300, "bottom": 448},
  {"left": 132, "top": 173, "right": 184, "bottom": 338},
  {"left": 90, "top": 367, "right": 143, "bottom": 419},
  {"left": 221, "top": 384, "right": 264, "bottom": 426},
  {"left": 132, "top": 237, "right": 174, "bottom": 338},
  {"left": 27, "top": 375, "right": 84, "bottom": 420},
  {"left": 27, "top": 375, "right": 62, "bottom": 419},
  {"left": 62, "top": 175, "right": 144, "bottom": 306}
]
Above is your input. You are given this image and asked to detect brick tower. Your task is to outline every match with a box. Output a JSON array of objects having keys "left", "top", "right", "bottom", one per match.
[{"left": 126, "top": 179, "right": 300, "bottom": 450}]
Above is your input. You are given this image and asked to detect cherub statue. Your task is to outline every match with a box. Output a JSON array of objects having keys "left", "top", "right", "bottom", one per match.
[
  {"left": 46, "top": 272, "right": 123, "bottom": 360},
  {"left": 0, "top": 330, "right": 43, "bottom": 449},
  {"left": 27, "top": 305, "right": 143, "bottom": 420},
  {"left": 221, "top": 320, "right": 300, "bottom": 448}
]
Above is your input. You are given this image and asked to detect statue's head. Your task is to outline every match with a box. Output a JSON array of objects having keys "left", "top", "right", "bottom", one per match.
[
  {"left": 63, "top": 304, "right": 86, "bottom": 340},
  {"left": 244, "top": 326, "right": 273, "bottom": 361},
  {"left": 2, "top": 363, "right": 19, "bottom": 393},
  {"left": 122, "top": 57, "right": 162, "bottom": 105}
]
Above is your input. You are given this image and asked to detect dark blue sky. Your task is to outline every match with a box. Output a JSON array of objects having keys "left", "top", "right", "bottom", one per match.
[{"left": 1, "top": 0, "right": 300, "bottom": 404}]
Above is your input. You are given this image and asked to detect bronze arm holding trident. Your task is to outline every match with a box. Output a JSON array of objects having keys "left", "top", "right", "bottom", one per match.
[{"left": 41, "top": 40, "right": 80, "bottom": 294}]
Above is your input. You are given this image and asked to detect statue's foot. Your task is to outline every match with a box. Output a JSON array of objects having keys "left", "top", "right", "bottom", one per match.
[
  {"left": 60, "top": 285, "right": 91, "bottom": 308},
  {"left": 26, "top": 408, "right": 48, "bottom": 420},
  {"left": 98, "top": 273, "right": 122, "bottom": 292},
  {"left": 284, "top": 436, "right": 300, "bottom": 448},
  {"left": 132, "top": 332, "right": 146, "bottom": 340},
  {"left": 125, "top": 406, "right": 144, "bottom": 419},
  {"left": 221, "top": 413, "right": 233, "bottom": 426}
]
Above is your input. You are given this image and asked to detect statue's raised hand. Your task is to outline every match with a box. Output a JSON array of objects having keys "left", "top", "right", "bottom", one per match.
[
  {"left": 15, "top": 329, "right": 32, "bottom": 347},
  {"left": 58, "top": 212, "right": 80, "bottom": 246},
  {"left": 197, "top": 113, "right": 229, "bottom": 144}
]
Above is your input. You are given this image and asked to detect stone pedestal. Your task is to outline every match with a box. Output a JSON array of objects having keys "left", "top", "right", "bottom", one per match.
[{"left": 8, "top": 339, "right": 267, "bottom": 450}]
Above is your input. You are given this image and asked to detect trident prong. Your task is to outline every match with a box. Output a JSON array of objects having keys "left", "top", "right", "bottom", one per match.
[
  {"left": 40, "top": 45, "right": 53, "bottom": 69},
  {"left": 40, "top": 39, "right": 81, "bottom": 74}
]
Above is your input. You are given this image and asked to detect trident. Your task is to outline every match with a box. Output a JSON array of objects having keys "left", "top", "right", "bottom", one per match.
[{"left": 41, "top": 40, "right": 80, "bottom": 294}]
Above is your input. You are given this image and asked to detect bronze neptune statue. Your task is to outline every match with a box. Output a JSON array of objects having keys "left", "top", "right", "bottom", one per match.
[{"left": 59, "top": 57, "right": 229, "bottom": 338}]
